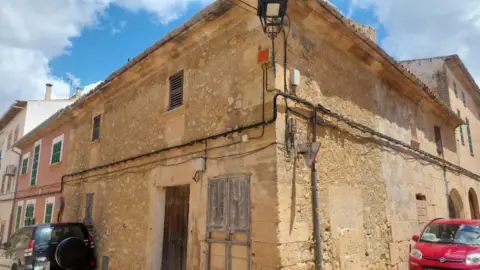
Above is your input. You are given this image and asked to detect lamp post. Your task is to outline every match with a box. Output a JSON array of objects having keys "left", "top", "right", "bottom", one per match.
[{"left": 257, "top": 0, "right": 288, "bottom": 38}]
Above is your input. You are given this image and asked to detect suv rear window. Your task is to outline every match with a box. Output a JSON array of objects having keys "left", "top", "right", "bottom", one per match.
[{"left": 35, "top": 225, "right": 87, "bottom": 246}]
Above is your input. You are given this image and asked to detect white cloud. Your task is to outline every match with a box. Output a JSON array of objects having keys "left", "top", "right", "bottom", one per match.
[
  {"left": 0, "top": 0, "right": 213, "bottom": 113},
  {"left": 348, "top": 0, "right": 480, "bottom": 82},
  {"left": 110, "top": 20, "right": 127, "bottom": 35},
  {"left": 84, "top": 81, "right": 103, "bottom": 94}
]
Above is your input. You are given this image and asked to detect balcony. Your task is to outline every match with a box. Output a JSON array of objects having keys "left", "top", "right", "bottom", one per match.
[{"left": 5, "top": 165, "right": 16, "bottom": 176}]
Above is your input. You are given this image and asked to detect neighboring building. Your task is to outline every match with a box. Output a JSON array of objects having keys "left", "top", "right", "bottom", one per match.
[
  {"left": 0, "top": 84, "right": 80, "bottom": 243},
  {"left": 11, "top": 108, "right": 72, "bottom": 232},
  {"left": 402, "top": 55, "right": 480, "bottom": 219},
  {"left": 25, "top": 1, "right": 478, "bottom": 269}
]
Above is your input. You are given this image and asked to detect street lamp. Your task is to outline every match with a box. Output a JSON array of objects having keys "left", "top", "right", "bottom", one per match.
[{"left": 257, "top": 0, "right": 288, "bottom": 37}]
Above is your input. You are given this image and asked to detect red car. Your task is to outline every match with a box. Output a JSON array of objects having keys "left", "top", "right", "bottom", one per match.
[{"left": 409, "top": 218, "right": 480, "bottom": 269}]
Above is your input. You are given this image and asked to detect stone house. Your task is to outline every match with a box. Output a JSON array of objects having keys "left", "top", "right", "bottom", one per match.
[
  {"left": 402, "top": 55, "right": 480, "bottom": 219},
  {"left": 26, "top": 0, "right": 479, "bottom": 269}
]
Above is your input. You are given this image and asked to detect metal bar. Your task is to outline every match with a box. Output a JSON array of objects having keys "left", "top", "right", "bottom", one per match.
[
  {"left": 225, "top": 177, "right": 231, "bottom": 270},
  {"left": 311, "top": 109, "right": 322, "bottom": 270},
  {"left": 247, "top": 177, "right": 251, "bottom": 270}
]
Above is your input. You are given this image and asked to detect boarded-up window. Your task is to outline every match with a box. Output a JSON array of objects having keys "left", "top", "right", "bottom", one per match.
[
  {"left": 84, "top": 193, "right": 94, "bottom": 225},
  {"left": 92, "top": 115, "right": 101, "bottom": 141},
  {"left": 434, "top": 126, "right": 443, "bottom": 154},
  {"left": 168, "top": 71, "right": 184, "bottom": 110},
  {"left": 206, "top": 176, "right": 250, "bottom": 269}
]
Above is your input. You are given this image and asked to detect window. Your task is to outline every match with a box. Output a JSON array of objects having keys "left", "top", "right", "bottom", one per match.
[
  {"left": 453, "top": 81, "right": 458, "bottom": 97},
  {"left": 168, "top": 71, "right": 184, "bottom": 110},
  {"left": 84, "top": 193, "right": 94, "bottom": 225},
  {"left": 50, "top": 135, "right": 64, "bottom": 164},
  {"left": 434, "top": 126, "right": 443, "bottom": 154},
  {"left": 14, "top": 126, "right": 19, "bottom": 143},
  {"left": 30, "top": 141, "right": 41, "bottom": 186},
  {"left": 462, "top": 92, "right": 467, "bottom": 107},
  {"left": 466, "top": 117, "right": 474, "bottom": 155},
  {"left": 92, "top": 115, "right": 101, "bottom": 141},
  {"left": 24, "top": 202, "right": 35, "bottom": 226},
  {"left": 44, "top": 197, "right": 55, "bottom": 224},
  {"left": 7, "top": 132, "right": 12, "bottom": 149},
  {"left": 458, "top": 110, "right": 465, "bottom": 145},
  {"left": 1, "top": 177, "right": 5, "bottom": 194},
  {"left": 15, "top": 203, "right": 23, "bottom": 231},
  {"left": 21, "top": 153, "right": 29, "bottom": 175},
  {"left": 206, "top": 176, "right": 250, "bottom": 266}
]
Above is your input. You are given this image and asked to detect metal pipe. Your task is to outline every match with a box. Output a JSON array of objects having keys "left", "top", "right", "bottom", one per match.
[
  {"left": 6, "top": 147, "right": 21, "bottom": 242},
  {"left": 311, "top": 108, "right": 322, "bottom": 270}
]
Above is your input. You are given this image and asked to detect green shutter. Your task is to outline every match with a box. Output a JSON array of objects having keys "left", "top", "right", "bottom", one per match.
[
  {"left": 453, "top": 81, "right": 458, "bottom": 97},
  {"left": 50, "top": 141, "right": 62, "bottom": 164},
  {"left": 30, "top": 144, "right": 40, "bottom": 186},
  {"left": 24, "top": 204, "right": 35, "bottom": 226},
  {"left": 457, "top": 110, "right": 465, "bottom": 145},
  {"left": 15, "top": 205, "right": 22, "bottom": 230},
  {"left": 467, "top": 117, "right": 474, "bottom": 154},
  {"left": 44, "top": 203, "right": 53, "bottom": 224},
  {"left": 21, "top": 157, "right": 29, "bottom": 175}
]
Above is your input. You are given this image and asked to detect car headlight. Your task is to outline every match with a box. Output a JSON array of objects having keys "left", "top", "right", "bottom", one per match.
[
  {"left": 466, "top": 254, "right": 480, "bottom": 265},
  {"left": 410, "top": 248, "right": 422, "bottom": 259}
]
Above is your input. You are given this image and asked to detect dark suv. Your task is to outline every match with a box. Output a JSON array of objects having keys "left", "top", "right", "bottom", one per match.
[{"left": 2, "top": 223, "right": 96, "bottom": 270}]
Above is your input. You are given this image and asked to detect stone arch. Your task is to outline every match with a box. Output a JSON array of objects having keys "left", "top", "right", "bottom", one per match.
[
  {"left": 469, "top": 188, "right": 480, "bottom": 219},
  {"left": 448, "top": 188, "right": 465, "bottom": 219}
]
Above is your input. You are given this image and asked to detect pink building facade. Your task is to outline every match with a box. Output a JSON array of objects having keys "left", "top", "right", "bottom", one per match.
[{"left": 11, "top": 117, "right": 70, "bottom": 233}]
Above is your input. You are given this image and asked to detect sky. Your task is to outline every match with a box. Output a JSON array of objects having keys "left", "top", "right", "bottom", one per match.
[{"left": 0, "top": 0, "right": 479, "bottom": 113}]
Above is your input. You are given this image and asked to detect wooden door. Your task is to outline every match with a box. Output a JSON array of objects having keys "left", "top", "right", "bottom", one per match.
[{"left": 161, "top": 185, "right": 190, "bottom": 270}]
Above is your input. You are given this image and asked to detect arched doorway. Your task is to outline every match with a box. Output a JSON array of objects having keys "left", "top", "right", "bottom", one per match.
[
  {"left": 468, "top": 188, "right": 480, "bottom": 219},
  {"left": 448, "top": 189, "right": 464, "bottom": 219}
]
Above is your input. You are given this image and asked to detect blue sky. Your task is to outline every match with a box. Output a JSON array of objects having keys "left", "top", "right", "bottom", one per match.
[
  {"left": 0, "top": 0, "right": 479, "bottom": 113},
  {"left": 49, "top": 0, "right": 387, "bottom": 95},
  {"left": 50, "top": 3, "right": 206, "bottom": 96}
]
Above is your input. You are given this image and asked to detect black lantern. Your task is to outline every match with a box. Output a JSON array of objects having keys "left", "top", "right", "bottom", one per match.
[{"left": 257, "top": 0, "right": 288, "bottom": 37}]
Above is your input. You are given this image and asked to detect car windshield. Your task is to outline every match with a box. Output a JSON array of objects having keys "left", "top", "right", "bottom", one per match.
[
  {"left": 421, "top": 223, "right": 480, "bottom": 246},
  {"left": 34, "top": 225, "right": 87, "bottom": 249}
]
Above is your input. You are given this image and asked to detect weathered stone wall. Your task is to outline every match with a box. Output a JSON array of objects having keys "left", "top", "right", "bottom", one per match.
[
  {"left": 270, "top": 2, "right": 466, "bottom": 269},
  {"left": 62, "top": 3, "right": 285, "bottom": 269},
  {"left": 401, "top": 58, "right": 451, "bottom": 107}
]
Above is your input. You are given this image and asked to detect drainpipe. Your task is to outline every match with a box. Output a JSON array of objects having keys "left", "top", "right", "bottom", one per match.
[
  {"left": 6, "top": 147, "right": 21, "bottom": 242},
  {"left": 441, "top": 151, "right": 450, "bottom": 217},
  {"left": 311, "top": 108, "right": 322, "bottom": 270}
]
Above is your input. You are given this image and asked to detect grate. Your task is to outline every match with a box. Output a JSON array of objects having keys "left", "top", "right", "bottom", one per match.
[{"left": 84, "top": 193, "right": 94, "bottom": 225}]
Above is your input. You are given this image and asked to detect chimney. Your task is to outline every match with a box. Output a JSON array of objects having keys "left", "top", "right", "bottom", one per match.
[
  {"left": 45, "top": 83, "right": 52, "bottom": 100},
  {"left": 73, "top": 87, "right": 83, "bottom": 100}
]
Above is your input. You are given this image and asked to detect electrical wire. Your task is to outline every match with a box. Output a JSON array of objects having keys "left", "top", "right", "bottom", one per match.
[{"left": 63, "top": 142, "right": 278, "bottom": 185}]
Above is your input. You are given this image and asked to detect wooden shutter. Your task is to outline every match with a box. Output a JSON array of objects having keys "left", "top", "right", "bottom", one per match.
[
  {"left": 207, "top": 179, "right": 227, "bottom": 229},
  {"left": 458, "top": 110, "right": 465, "bottom": 145},
  {"left": 169, "top": 71, "right": 184, "bottom": 110},
  {"left": 466, "top": 118, "right": 474, "bottom": 154},
  {"left": 229, "top": 176, "right": 250, "bottom": 231},
  {"left": 45, "top": 203, "right": 53, "bottom": 223},
  {"left": 434, "top": 126, "right": 443, "bottom": 154},
  {"left": 85, "top": 193, "right": 94, "bottom": 225},
  {"left": 92, "top": 115, "right": 101, "bottom": 141},
  {"left": 15, "top": 205, "right": 22, "bottom": 230}
]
